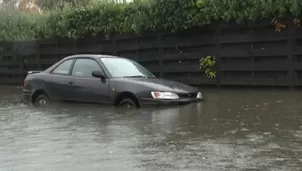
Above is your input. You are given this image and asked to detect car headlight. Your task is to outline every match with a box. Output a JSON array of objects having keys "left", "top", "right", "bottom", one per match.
[
  {"left": 197, "top": 92, "right": 203, "bottom": 99},
  {"left": 151, "top": 91, "right": 179, "bottom": 100}
]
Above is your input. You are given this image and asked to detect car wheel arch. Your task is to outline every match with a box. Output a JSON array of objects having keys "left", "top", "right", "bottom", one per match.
[
  {"left": 114, "top": 91, "right": 141, "bottom": 108},
  {"left": 31, "top": 89, "right": 50, "bottom": 103}
]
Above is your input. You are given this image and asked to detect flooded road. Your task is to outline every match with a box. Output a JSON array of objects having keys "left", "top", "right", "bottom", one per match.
[{"left": 0, "top": 86, "right": 302, "bottom": 171}]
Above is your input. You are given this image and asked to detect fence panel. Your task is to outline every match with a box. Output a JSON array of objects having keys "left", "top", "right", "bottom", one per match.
[{"left": 0, "top": 17, "right": 301, "bottom": 88}]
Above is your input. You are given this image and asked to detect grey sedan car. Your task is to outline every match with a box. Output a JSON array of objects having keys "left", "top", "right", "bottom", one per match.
[{"left": 23, "top": 54, "right": 203, "bottom": 108}]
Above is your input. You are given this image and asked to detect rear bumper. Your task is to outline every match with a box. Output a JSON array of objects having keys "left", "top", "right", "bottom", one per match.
[
  {"left": 139, "top": 97, "right": 203, "bottom": 106},
  {"left": 22, "top": 89, "right": 32, "bottom": 103}
]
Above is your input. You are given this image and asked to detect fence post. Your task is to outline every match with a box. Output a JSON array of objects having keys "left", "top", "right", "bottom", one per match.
[
  {"left": 112, "top": 34, "right": 117, "bottom": 56},
  {"left": 135, "top": 36, "right": 140, "bottom": 62},
  {"left": 250, "top": 27, "right": 255, "bottom": 86},
  {"left": 18, "top": 43, "right": 24, "bottom": 85},
  {"left": 287, "top": 17, "right": 295, "bottom": 89},
  {"left": 36, "top": 41, "right": 41, "bottom": 70},
  {"left": 55, "top": 40, "right": 60, "bottom": 62},
  {"left": 157, "top": 34, "right": 163, "bottom": 78},
  {"left": 73, "top": 38, "right": 77, "bottom": 54},
  {"left": 215, "top": 24, "right": 222, "bottom": 88}
]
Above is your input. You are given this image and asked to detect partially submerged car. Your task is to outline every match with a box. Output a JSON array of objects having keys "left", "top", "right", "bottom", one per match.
[{"left": 23, "top": 54, "right": 203, "bottom": 108}]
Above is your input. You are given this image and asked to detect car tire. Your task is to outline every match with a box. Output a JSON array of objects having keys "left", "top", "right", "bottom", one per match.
[
  {"left": 33, "top": 94, "right": 51, "bottom": 107},
  {"left": 118, "top": 98, "right": 138, "bottom": 109}
]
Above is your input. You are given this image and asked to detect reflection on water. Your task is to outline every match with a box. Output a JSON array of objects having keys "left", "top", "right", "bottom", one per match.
[{"left": 0, "top": 86, "right": 302, "bottom": 170}]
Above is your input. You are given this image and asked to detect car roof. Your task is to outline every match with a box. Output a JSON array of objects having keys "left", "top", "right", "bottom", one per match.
[
  {"left": 43, "top": 54, "right": 121, "bottom": 73},
  {"left": 64, "top": 54, "right": 120, "bottom": 60}
]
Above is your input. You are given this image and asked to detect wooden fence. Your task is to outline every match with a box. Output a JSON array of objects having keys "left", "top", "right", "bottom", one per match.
[{"left": 0, "top": 17, "right": 302, "bottom": 88}]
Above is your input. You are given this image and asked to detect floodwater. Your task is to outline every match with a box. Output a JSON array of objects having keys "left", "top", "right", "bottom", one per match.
[{"left": 0, "top": 86, "right": 302, "bottom": 171}]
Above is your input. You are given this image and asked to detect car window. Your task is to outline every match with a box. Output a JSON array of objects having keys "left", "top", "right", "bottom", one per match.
[
  {"left": 100, "top": 58, "right": 155, "bottom": 78},
  {"left": 71, "top": 58, "right": 102, "bottom": 77},
  {"left": 52, "top": 59, "right": 73, "bottom": 75}
]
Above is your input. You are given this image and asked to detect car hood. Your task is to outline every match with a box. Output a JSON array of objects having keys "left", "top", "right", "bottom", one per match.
[{"left": 120, "top": 77, "right": 199, "bottom": 93}]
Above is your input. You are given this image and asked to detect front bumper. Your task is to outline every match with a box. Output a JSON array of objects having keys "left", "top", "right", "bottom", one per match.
[
  {"left": 140, "top": 97, "right": 203, "bottom": 106},
  {"left": 140, "top": 91, "right": 204, "bottom": 106}
]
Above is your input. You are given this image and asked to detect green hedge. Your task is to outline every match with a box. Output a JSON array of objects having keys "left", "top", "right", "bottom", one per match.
[{"left": 0, "top": 0, "right": 302, "bottom": 41}]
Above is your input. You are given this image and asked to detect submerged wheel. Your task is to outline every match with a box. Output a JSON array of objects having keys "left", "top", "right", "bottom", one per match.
[
  {"left": 118, "top": 98, "right": 138, "bottom": 109},
  {"left": 33, "top": 94, "right": 51, "bottom": 107}
]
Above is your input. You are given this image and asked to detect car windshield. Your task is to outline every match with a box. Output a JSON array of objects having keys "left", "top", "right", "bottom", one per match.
[{"left": 100, "top": 57, "right": 155, "bottom": 78}]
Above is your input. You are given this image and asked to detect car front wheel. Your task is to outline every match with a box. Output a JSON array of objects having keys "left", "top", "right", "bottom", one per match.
[{"left": 118, "top": 98, "right": 138, "bottom": 108}]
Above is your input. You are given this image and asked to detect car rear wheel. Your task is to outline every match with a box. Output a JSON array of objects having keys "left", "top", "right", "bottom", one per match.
[
  {"left": 34, "top": 94, "right": 51, "bottom": 107},
  {"left": 118, "top": 98, "right": 138, "bottom": 109}
]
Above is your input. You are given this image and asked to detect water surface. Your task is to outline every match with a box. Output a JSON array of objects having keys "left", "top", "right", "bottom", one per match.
[{"left": 0, "top": 86, "right": 301, "bottom": 171}]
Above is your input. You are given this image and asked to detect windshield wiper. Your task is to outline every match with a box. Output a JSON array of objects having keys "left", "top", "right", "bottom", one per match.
[{"left": 124, "top": 75, "right": 147, "bottom": 78}]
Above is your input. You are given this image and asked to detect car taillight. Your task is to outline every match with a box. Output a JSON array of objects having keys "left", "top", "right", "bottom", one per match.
[{"left": 24, "top": 77, "right": 27, "bottom": 87}]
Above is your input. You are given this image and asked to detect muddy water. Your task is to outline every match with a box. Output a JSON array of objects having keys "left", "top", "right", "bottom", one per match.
[{"left": 0, "top": 86, "right": 302, "bottom": 171}]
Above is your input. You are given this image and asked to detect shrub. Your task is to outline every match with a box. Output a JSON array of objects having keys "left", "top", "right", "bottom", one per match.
[
  {"left": 0, "top": 9, "right": 40, "bottom": 41},
  {"left": 0, "top": 0, "right": 302, "bottom": 41},
  {"left": 199, "top": 56, "right": 216, "bottom": 79}
]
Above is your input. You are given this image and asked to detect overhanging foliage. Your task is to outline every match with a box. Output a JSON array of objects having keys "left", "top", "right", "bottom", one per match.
[{"left": 0, "top": 0, "right": 301, "bottom": 41}]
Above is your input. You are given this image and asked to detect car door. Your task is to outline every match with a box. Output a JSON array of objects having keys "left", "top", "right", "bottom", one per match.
[
  {"left": 47, "top": 58, "right": 75, "bottom": 101},
  {"left": 68, "top": 57, "right": 110, "bottom": 104}
]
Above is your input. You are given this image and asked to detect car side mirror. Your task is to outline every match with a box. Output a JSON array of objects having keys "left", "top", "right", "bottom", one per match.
[{"left": 92, "top": 70, "right": 106, "bottom": 79}]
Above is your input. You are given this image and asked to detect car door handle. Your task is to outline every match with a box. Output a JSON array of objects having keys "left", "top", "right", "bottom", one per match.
[{"left": 68, "top": 81, "right": 73, "bottom": 85}]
